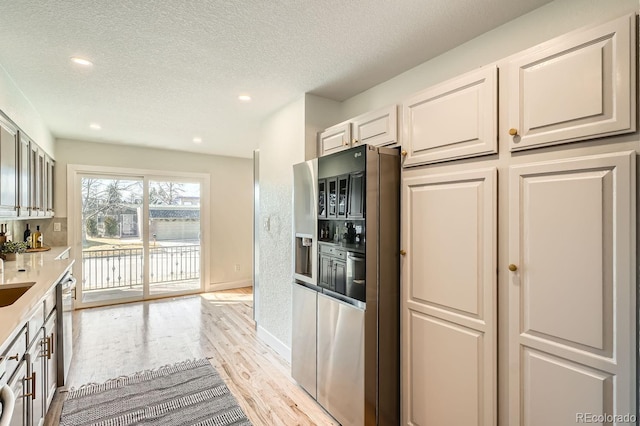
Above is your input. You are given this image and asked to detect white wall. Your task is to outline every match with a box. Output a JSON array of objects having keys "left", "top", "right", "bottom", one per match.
[
  {"left": 256, "top": 96, "right": 306, "bottom": 358},
  {"left": 55, "top": 138, "right": 253, "bottom": 288},
  {"left": 304, "top": 94, "right": 342, "bottom": 160},
  {"left": 0, "top": 64, "right": 54, "bottom": 156}
]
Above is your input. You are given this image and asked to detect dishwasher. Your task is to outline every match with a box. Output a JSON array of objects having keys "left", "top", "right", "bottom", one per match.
[{"left": 56, "top": 271, "right": 76, "bottom": 387}]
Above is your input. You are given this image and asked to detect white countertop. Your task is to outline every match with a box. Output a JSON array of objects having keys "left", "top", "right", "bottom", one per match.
[{"left": 0, "top": 247, "right": 74, "bottom": 351}]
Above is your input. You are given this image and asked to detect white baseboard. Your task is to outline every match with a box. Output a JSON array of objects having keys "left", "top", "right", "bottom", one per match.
[
  {"left": 257, "top": 325, "right": 291, "bottom": 363},
  {"left": 208, "top": 279, "right": 253, "bottom": 292}
]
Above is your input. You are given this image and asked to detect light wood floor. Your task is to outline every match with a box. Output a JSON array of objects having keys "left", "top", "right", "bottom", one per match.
[{"left": 46, "top": 288, "right": 337, "bottom": 426}]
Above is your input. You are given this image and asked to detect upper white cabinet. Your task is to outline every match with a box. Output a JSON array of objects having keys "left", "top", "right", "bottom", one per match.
[
  {"left": 0, "top": 115, "right": 18, "bottom": 217},
  {"left": 318, "top": 105, "right": 398, "bottom": 157},
  {"left": 351, "top": 105, "right": 398, "bottom": 148},
  {"left": 318, "top": 122, "right": 351, "bottom": 157},
  {"left": 507, "top": 14, "right": 636, "bottom": 151},
  {"left": 402, "top": 66, "right": 498, "bottom": 167}
]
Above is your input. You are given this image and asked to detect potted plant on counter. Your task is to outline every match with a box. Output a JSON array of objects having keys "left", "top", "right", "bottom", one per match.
[{"left": 1, "top": 240, "right": 28, "bottom": 261}]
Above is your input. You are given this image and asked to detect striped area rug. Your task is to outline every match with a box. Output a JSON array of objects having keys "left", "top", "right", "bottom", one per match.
[{"left": 59, "top": 359, "right": 252, "bottom": 426}]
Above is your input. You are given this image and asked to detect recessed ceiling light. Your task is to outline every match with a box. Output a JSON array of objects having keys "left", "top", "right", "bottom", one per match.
[
  {"left": 71, "top": 57, "right": 93, "bottom": 66},
  {"left": 89, "top": 123, "right": 101, "bottom": 130},
  {"left": 192, "top": 137, "right": 202, "bottom": 144},
  {"left": 238, "top": 95, "right": 251, "bottom": 102}
]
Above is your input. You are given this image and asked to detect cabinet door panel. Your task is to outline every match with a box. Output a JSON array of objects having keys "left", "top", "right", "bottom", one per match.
[
  {"left": 407, "top": 311, "right": 484, "bottom": 426},
  {"left": 7, "top": 362, "right": 28, "bottom": 426},
  {"left": 336, "top": 175, "right": 348, "bottom": 219},
  {"left": 347, "top": 172, "right": 365, "bottom": 219},
  {"left": 318, "top": 179, "right": 327, "bottom": 218},
  {"left": 507, "top": 14, "right": 635, "bottom": 151},
  {"left": 333, "top": 260, "right": 346, "bottom": 295},
  {"left": 508, "top": 151, "right": 635, "bottom": 424},
  {"left": 319, "top": 254, "right": 332, "bottom": 291},
  {"left": 18, "top": 135, "right": 31, "bottom": 217},
  {"left": 44, "top": 314, "right": 56, "bottom": 411},
  {"left": 402, "top": 167, "right": 496, "bottom": 425},
  {"left": 319, "top": 123, "right": 351, "bottom": 157},
  {"left": 27, "top": 332, "right": 45, "bottom": 426},
  {"left": 0, "top": 117, "right": 18, "bottom": 216},
  {"left": 352, "top": 105, "right": 397, "bottom": 147},
  {"left": 402, "top": 66, "right": 497, "bottom": 166}
]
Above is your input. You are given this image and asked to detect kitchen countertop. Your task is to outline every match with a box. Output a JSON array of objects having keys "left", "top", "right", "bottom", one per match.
[
  {"left": 318, "top": 240, "right": 365, "bottom": 254},
  {"left": 0, "top": 247, "right": 74, "bottom": 351}
]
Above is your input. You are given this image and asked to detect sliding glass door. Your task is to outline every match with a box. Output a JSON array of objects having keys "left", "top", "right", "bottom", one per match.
[
  {"left": 75, "top": 171, "right": 205, "bottom": 307},
  {"left": 148, "top": 180, "right": 201, "bottom": 296}
]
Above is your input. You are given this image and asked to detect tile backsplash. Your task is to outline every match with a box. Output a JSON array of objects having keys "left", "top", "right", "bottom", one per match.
[{"left": 3, "top": 218, "right": 68, "bottom": 247}]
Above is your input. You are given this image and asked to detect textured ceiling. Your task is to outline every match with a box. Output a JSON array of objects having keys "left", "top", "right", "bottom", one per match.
[{"left": 0, "top": 0, "right": 552, "bottom": 158}]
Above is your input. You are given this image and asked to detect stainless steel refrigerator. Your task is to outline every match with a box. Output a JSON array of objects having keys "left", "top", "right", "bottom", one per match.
[{"left": 292, "top": 145, "right": 400, "bottom": 426}]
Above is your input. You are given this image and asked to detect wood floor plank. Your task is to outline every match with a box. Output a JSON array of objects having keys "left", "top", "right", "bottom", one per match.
[{"left": 45, "top": 288, "right": 337, "bottom": 426}]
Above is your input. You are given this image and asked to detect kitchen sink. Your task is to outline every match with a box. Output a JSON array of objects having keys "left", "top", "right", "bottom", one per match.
[{"left": 0, "top": 282, "right": 36, "bottom": 307}]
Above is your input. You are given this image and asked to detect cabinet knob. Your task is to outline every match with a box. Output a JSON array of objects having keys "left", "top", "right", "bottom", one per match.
[
  {"left": 343, "top": 141, "right": 349, "bottom": 146},
  {"left": 401, "top": 150, "right": 407, "bottom": 157},
  {"left": 8, "top": 353, "right": 19, "bottom": 361},
  {"left": 352, "top": 138, "right": 358, "bottom": 145},
  {"left": 508, "top": 264, "right": 518, "bottom": 272},
  {"left": 400, "top": 250, "right": 406, "bottom": 256},
  {"left": 508, "top": 128, "right": 518, "bottom": 136}
]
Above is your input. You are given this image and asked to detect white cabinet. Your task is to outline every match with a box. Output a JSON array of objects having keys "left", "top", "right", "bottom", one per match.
[
  {"left": 18, "top": 134, "right": 31, "bottom": 218},
  {"left": 318, "top": 122, "right": 351, "bottom": 156},
  {"left": 6, "top": 361, "right": 28, "bottom": 426},
  {"left": 0, "top": 292, "right": 58, "bottom": 426},
  {"left": 506, "top": 14, "right": 635, "bottom": 151},
  {"left": 507, "top": 151, "right": 635, "bottom": 425},
  {"left": 318, "top": 105, "right": 398, "bottom": 157},
  {"left": 14, "top": 132, "right": 54, "bottom": 218},
  {"left": 26, "top": 334, "right": 45, "bottom": 426},
  {"left": 402, "top": 66, "right": 497, "bottom": 167},
  {"left": 401, "top": 167, "right": 497, "bottom": 425},
  {"left": 399, "top": 15, "right": 637, "bottom": 425},
  {"left": 43, "top": 314, "right": 56, "bottom": 411},
  {"left": 0, "top": 115, "right": 18, "bottom": 217},
  {"left": 351, "top": 105, "right": 398, "bottom": 148}
]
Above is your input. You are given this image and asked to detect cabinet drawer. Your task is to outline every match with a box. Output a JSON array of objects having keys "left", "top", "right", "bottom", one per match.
[
  {"left": 1, "top": 326, "right": 27, "bottom": 381},
  {"left": 319, "top": 244, "right": 346, "bottom": 260}
]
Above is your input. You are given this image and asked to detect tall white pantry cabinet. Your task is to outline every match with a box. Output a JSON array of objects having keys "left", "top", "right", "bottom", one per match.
[{"left": 400, "top": 14, "right": 637, "bottom": 426}]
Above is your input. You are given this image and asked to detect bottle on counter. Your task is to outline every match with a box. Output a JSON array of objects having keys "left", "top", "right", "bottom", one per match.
[
  {"left": 32, "top": 225, "right": 42, "bottom": 249},
  {"left": 24, "top": 224, "right": 31, "bottom": 247}
]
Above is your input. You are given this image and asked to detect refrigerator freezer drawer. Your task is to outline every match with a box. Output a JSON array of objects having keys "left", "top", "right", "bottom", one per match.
[{"left": 317, "top": 293, "right": 364, "bottom": 426}]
